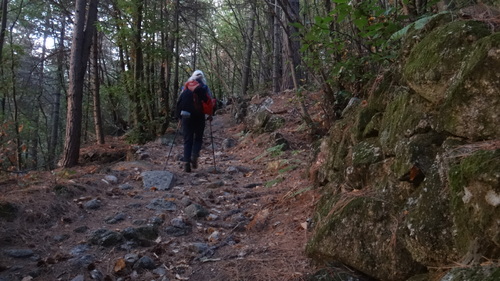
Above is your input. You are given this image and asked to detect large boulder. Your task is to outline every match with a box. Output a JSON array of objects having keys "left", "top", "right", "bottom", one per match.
[
  {"left": 448, "top": 149, "right": 500, "bottom": 258},
  {"left": 403, "top": 20, "right": 492, "bottom": 104}
]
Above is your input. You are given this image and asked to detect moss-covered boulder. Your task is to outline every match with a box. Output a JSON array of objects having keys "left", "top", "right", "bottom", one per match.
[
  {"left": 449, "top": 149, "right": 500, "bottom": 258},
  {"left": 264, "top": 115, "right": 285, "bottom": 132},
  {"left": 306, "top": 197, "right": 426, "bottom": 281},
  {"left": 316, "top": 116, "right": 356, "bottom": 186},
  {"left": 403, "top": 21, "right": 492, "bottom": 104},
  {"left": 439, "top": 33, "right": 500, "bottom": 140},
  {"left": 379, "top": 89, "right": 429, "bottom": 156},
  {"left": 401, "top": 166, "right": 459, "bottom": 266}
]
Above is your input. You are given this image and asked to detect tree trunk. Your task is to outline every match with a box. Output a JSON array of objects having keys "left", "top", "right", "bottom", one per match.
[
  {"left": 192, "top": 4, "right": 199, "bottom": 71},
  {"left": 0, "top": 0, "right": 8, "bottom": 114},
  {"left": 289, "top": 0, "right": 301, "bottom": 86},
  {"left": 272, "top": 0, "right": 282, "bottom": 94},
  {"left": 130, "top": 0, "right": 145, "bottom": 141},
  {"left": 159, "top": 0, "right": 170, "bottom": 135},
  {"left": 173, "top": 0, "right": 180, "bottom": 99},
  {"left": 60, "top": 0, "right": 98, "bottom": 168},
  {"left": 48, "top": 18, "right": 65, "bottom": 170},
  {"left": 92, "top": 30, "right": 104, "bottom": 145},
  {"left": 31, "top": 16, "right": 51, "bottom": 169},
  {"left": 241, "top": 1, "right": 256, "bottom": 96},
  {"left": 9, "top": 29, "right": 22, "bottom": 170}
]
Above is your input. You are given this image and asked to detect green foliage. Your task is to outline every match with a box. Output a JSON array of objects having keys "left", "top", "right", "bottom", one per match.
[
  {"left": 267, "top": 143, "right": 286, "bottom": 157},
  {"left": 299, "top": 0, "right": 405, "bottom": 93},
  {"left": 265, "top": 176, "right": 284, "bottom": 188},
  {"left": 125, "top": 123, "right": 156, "bottom": 144},
  {"left": 253, "top": 143, "right": 286, "bottom": 161},
  {"left": 278, "top": 165, "right": 297, "bottom": 174},
  {"left": 55, "top": 169, "right": 77, "bottom": 179},
  {"left": 389, "top": 12, "right": 450, "bottom": 41},
  {"left": 285, "top": 186, "right": 312, "bottom": 199}
]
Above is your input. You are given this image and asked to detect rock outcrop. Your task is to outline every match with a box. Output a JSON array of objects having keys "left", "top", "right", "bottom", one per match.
[{"left": 307, "top": 15, "right": 500, "bottom": 281}]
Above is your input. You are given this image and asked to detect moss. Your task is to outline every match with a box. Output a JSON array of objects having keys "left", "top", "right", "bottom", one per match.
[
  {"left": 449, "top": 149, "right": 500, "bottom": 255},
  {"left": 379, "top": 90, "right": 426, "bottom": 155},
  {"left": 439, "top": 33, "right": 500, "bottom": 140},
  {"left": 362, "top": 112, "right": 383, "bottom": 139},
  {"left": 401, "top": 13, "right": 454, "bottom": 57},
  {"left": 319, "top": 118, "right": 354, "bottom": 184},
  {"left": 352, "top": 141, "right": 383, "bottom": 166},
  {"left": 403, "top": 20, "right": 492, "bottom": 103},
  {"left": 355, "top": 107, "right": 379, "bottom": 140},
  {"left": 402, "top": 167, "right": 457, "bottom": 265},
  {"left": 264, "top": 115, "right": 285, "bottom": 132},
  {"left": 307, "top": 196, "right": 425, "bottom": 280},
  {"left": 392, "top": 132, "right": 446, "bottom": 182}
]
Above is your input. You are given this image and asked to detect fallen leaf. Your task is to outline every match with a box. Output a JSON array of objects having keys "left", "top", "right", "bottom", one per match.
[
  {"left": 300, "top": 222, "right": 308, "bottom": 230},
  {"left": 114, "top": 258, "right": 126, "bottom": 272}
]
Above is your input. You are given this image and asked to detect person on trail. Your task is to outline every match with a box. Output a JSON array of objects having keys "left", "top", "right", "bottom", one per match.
[{"left": 176, "top": 70, "right": 214, "bottom": 173}]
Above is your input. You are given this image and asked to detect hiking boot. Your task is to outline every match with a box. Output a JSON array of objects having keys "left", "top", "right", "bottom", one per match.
[
  {"left": 184, "top": 162, "right": 191, "bottom": 173},
  {"left": 191, "top": 157, "right": 198, "bottom": 169}
]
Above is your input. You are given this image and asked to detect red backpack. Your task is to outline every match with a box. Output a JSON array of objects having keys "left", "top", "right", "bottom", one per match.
[{"left": 184, "top": 80, "right": 214, "bottom": 115}]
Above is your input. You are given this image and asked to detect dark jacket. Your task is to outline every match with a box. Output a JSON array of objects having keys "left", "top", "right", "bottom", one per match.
[{"left": 176, "top": 79, "right": 210, "bottom": 119}]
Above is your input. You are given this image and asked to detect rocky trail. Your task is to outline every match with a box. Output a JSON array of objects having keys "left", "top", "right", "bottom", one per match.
[{"left": 0, "top": 92, "right": 322, "bottom": 281}]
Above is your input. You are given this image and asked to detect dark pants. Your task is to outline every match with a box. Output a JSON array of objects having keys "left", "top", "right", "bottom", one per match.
[{"left": 182, "top": 115, "right": 205, "bottom": 163}]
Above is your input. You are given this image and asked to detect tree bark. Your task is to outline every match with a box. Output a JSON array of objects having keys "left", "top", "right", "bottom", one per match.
[
  {"left": 48, "top": 18, "right": 65, "bottom": 170},
  {"left": 241, "top": 1, "right": 256, "bottom": 96},
  {"left": 272, "top": 0, "right": 282, "bottom": 93},
  {"left": 159, "top": 0, "right": 170, "bottom": 135},
  {"left": 131, "top": 0, "right": 144, "bottom": 127},
  {"left": 0, "top": 0, "right": 8, "bottom": 114},
  {"left": 173, "top": 0, "right": 180, "bottom": 99},
  {"left": 92, "top": 30, "right": 104, "bottom": 145},
  {"left": 60, "top": 0, "right": 98, "bottom": 167}
]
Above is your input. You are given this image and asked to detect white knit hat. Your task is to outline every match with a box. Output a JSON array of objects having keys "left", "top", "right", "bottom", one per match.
[{"left": 188, "top": 70, "right": 206, "bottom": 84}]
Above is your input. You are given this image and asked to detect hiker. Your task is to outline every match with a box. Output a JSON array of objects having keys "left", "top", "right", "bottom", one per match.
[{"left": 176, "top": 70, "right": 214, "bottom": 172}]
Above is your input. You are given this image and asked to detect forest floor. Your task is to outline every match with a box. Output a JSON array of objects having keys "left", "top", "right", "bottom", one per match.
[{"left": 0, "top": 91, "right": 327, "bottom": 281}]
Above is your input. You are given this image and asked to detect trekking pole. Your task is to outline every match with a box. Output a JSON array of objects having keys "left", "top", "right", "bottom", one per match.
[
  {"left": 166, "top": 120, "right": 181, "bottom": 166},
  {"left": 209, "top": 119, "right": 217, "bottom": 173}
]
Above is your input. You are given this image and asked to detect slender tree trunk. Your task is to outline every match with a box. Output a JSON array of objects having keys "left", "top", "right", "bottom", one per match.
[
  {"left": 192, "top": 2, "right": 199, "bottom": 71},
  {"left": 9, "top": 27, "right": 22, "bottom": 170},
  {"left": 60, "top": 0, "right": 98, "bottom": 168},
  {"left": 272, "top": 0, "right": 282, "bottom": 93},
  {"left": 91, "top": 30, "right": 104, "bottom": 144},
  {"left": 159, "top": 0, "right": 170, "bottom": 134},
  {"left": 289, "top": 0, "right": 301, "bottom": 85},
  {"left": 48, "top": 19, "right": 65, "bottom": 169},
  {"left": 0, "top": 0, "right": 8, "bottom": 115},
  {"left": 173, "top": 0, "right": 180, "bottom": 97},
  {"left": 31, "top": 16, "right": 51, "bottom": 169},
  {"left": 130, "top": 0, "right": 145, "bottom": 141},
  {"left": 262, "top": 7, "right": 273, "bottom": 86},
  {"left": 241, "top": 1, "right": 256, "bottom": 96}
]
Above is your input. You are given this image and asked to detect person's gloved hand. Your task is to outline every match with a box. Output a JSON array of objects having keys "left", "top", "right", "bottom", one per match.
[{"left": 207, "top": 115, "right": 213, "bottom": 121}]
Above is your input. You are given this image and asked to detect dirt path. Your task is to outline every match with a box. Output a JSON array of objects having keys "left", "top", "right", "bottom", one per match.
[{"left": 0, "top": 93, "right": 321, "bottom": 281}]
